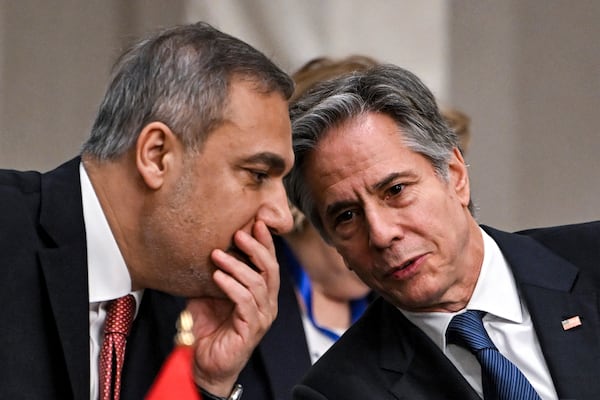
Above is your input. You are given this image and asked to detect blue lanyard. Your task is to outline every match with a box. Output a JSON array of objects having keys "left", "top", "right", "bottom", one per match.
[{"left": 281, "top": 240, "right": 369, "bottom": 341}]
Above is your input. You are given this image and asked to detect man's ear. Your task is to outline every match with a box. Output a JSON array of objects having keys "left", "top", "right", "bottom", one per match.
[
  {"left": 135, "top": 122, "right": 181, "bottom": 190},
  {"left": 448, "top": 147, "right": 471, "bottom": 207}
]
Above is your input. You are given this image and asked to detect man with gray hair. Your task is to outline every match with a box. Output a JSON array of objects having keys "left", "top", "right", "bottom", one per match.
[
  {"left": 285, "top": 64, "right": 600, "bottom": 399},
  {"left": 0, "top": 22, "right": 294, "bottom": 399}
]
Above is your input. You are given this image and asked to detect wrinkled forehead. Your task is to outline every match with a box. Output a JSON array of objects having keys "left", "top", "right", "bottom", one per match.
[
  {"left": 301, "top": 111, "right": 419, "bottom": 199},
  {"left": 301, "top": 116, "right": 376, "bottom": 189}
]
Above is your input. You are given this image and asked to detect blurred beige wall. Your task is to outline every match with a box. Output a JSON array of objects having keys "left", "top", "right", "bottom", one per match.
[
  {"left": 0, "top": 0, "right": 186, "bottom": 171},
  {"left": 184, "top": 0, "right": 449, "bottom": 98},
  {"left": 448, "top": 1, "right": 599, "bottom": 229},
  {"left": 1, "top": 0, "right": 598, "bottom": 231}
]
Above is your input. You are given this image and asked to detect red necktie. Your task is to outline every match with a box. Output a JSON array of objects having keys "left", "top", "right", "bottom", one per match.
[{"left": 99, "top": 294, "right": 136, "bottom": 400}]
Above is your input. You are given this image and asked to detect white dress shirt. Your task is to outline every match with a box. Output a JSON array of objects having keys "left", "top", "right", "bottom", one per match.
[
  {"left": 301, "top": 313, "right": 343, "bottom": 364},
  {"left": 401, "top": 228, "right": 558, "bottom": 399},
  {"left": 80, "top": 163, "right": 142, "bottom": 400}
]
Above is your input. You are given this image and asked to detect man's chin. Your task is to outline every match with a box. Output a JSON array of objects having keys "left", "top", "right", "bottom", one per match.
[
  {"left": 185, "top": 283, "right": 228, "bottom": 299},
  {"left": 167, "top": 273, "right": 227, "bottom": 299}
]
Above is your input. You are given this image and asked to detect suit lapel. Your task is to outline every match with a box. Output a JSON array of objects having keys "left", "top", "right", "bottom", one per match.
[
  {"left": 521, "top": 285, "right": 599, "bottom": 397},
  {"left": 121, "top": 290, "right": 185, "bottom": 399},
  {"left": 485, "top": 226, "right": 600, "bottom": 398},
  {"left": 38, "top": 158, "right": 90, "bottom": 400},
  {"left": 376, "top": 301, "right": 481, "bottom": 400},
  {"left": 257, "top": 316, "right": 311, "bottom": 399}
]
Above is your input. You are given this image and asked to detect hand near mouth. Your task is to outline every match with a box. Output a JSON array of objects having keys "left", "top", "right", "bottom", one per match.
[{"left": 184, "top": 220, "right": 280, "bottom": 397}]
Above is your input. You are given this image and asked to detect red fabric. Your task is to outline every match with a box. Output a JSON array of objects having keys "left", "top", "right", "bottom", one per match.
[
  {"left": 100, "top": 295, "right": 136, "bottom": 400},
  {"left": 145, "top": 345, "right": 202, "bottom": 400}
]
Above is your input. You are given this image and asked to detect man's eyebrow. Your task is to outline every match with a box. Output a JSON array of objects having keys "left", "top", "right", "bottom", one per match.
[
  {"left": 325, "top": 172, "right": 415, "bottom": 219},
  {"left": 372, "top": 172, "right": 414, "bottom": 191},
  {"left": 243, "top": 152, "right": 287, "bottom": 173}
]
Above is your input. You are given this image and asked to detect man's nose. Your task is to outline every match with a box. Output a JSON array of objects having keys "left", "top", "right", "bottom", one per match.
[
  {"left": 258, "top": 183, "right": 294, "bottom": 235},
  {"left": 366, "top": 206, "right": 403, "bottom": 249}
]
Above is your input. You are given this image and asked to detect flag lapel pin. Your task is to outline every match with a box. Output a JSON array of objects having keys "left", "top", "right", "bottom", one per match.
[{"left": 561, "top": 315, "right": 582, "bottom": 331}]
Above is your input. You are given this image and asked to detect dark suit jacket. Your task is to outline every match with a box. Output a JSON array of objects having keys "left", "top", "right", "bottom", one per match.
[
  {"left": 238, "top": 236, "right": 313, "bottom": 400},
  {"left": 292, "top": 223, "right": 600, "bottom": 399},
  {"left": 0, "top": 157, "right": 317, "bottom": 400},
  {"left": 0, "top": 158, "right": 185, "bottom": 399}
]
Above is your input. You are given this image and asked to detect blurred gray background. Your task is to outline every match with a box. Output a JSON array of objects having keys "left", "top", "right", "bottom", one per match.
[{"left": 1, "top": 0, "right": 598, "bottom": 232}]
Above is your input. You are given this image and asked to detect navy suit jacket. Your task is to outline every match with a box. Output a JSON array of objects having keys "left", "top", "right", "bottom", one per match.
[{"left": 292, "top": 223, "right": 600, "bottom": 399}]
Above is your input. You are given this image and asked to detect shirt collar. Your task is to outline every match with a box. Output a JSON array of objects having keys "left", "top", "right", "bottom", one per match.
[
  {"left": 400, "top": 227, "right": 523, "bottom": 350},
  {"left": 468, "top": 228, "right": 523, "bottom": 324},
  {"left": 80, "top": 163, "right": 133, "bottom": 303}
]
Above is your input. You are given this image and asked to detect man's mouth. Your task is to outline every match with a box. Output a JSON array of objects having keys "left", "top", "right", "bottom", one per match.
[
  {"left": 385, "top": 254, "right": 426, "bottom": 278},
  {"left": 399, "top": 257, "right": 417, "bottom": 270}
]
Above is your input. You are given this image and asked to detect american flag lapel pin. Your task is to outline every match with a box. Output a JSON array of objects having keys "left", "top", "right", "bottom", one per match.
[{"left": 561, "top": 315, "right": 582, "bottom": 331}]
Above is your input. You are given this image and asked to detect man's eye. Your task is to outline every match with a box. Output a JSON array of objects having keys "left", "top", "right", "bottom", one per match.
[
  {"left": 388, "top": 183, "right": 404, "bottom": 196},
  {"left": 334, "top": 210, "right": 355, "bottom": 225},
  {"left": 250, "top": 170, "right": 268, "bottom": 183}
]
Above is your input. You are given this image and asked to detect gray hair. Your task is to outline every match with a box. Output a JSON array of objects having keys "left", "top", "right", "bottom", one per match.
[
  {"left": 82, "top": 21, "right": 294, "bottom": 159},
  {"left": 285, "top": 64, "right": 465, "bottom": 239}
]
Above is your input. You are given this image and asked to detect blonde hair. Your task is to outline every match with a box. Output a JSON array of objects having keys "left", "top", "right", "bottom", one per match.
[
  {"left": 441, "top": 107, "right": 471, "bottom": 153},
  {"left": 291, "top": 55, "right": 379, "bottom": 102}
]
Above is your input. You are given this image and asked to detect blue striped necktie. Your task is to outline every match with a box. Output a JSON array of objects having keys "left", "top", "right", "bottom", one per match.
[{"left": 446, "top": 310, "right": 541, "bottom": 400}]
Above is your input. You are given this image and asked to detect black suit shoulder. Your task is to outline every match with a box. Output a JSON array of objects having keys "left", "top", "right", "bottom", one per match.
[
  {"left": 518, "top": 220, "right": 600, "bottom": 245},
  {"left": 0, "top": 168, "right": 46, "bottom": 278},
  {"left": 0, "top": 167, "right": 42, "bottom": 191},
  {"left": 517, "top": 221, "right": 600, "bottom": 278},
  {"left": 0, "top": 167, "right": 43, "bottom": 230},
  {"left": 0, "top": 160, "right": 83, "bottom": 276}
]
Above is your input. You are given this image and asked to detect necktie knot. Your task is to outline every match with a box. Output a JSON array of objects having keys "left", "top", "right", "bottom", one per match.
[
  {"left": 104, "top": 294, "right": 136, "bottom": 337},
  {"left": 447, "top": 309, "right": 497, "bottom": 353}
]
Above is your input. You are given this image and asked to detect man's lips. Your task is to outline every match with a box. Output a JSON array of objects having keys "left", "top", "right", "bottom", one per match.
[{"left": 385, "top": 253, "right": 428, "bottom": 279}]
